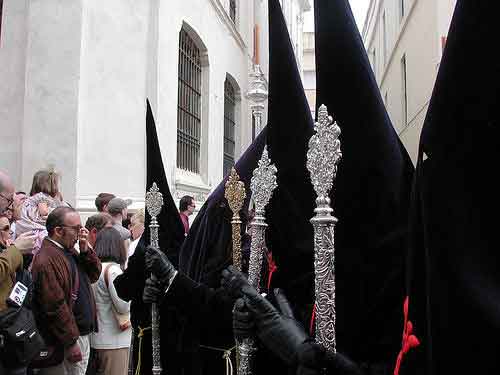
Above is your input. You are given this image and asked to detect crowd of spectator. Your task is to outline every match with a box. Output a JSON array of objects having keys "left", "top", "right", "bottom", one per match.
[
  {"left": 0, "top": 168, "right": 195, "bottom": 375},
  {"left": 0, "top": 169, "right": 143, "bottom": 375}
]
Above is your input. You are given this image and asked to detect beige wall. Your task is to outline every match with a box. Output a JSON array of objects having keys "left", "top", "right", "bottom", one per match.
[{"left": 363, "top": 0, "right": 456, "bottom": 163}]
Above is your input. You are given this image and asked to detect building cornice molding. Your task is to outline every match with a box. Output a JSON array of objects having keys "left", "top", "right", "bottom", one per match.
[
  {"left": 208, "top": 0, "right": 247, "bottom": 53},
  {"left": 362, "top": 0, "right": 378, "bottom": 40},
  {"left": 378, "top": 0, "right": 418, "bottom": 87}
]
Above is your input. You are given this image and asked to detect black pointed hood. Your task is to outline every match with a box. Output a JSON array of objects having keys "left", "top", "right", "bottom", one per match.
[
  {"left": 143, "top": 99, "right": 185, "bottom": 266},
  {"left": 179, "top": 0, "right": 315, "bottom": 291},
  {"left": 314, "top": 0, "right": 414, "bottom": 364},
  {"left": 403, "top": 2, "right": 500, "bottom": 374},
  {"left": 264, "top": 0, "right": 315, "bottom": 306},
  {"left": 179, "top": 129, "right": 266, "bottom": 286}
]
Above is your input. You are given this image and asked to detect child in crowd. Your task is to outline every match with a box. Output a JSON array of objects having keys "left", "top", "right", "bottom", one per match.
[{"left": 15, "top": 169, "right": 64, "bottom": 260}]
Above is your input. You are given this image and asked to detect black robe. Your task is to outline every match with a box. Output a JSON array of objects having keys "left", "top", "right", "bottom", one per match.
[{"left": 114, "top": 243, "right": 236, "bottom": 375}]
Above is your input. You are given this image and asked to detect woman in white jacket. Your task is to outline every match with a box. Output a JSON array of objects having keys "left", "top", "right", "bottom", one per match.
[{"left": 91, "top": 227, "right": 132, "bottom": 375}]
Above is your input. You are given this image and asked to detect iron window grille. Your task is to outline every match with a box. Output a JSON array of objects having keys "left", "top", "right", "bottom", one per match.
[
  {"left": 177, "top": 29, "right": 202, "bottom": 173},
  {"left": 223, "top": 79, "right": 236, "bottom": 177}
]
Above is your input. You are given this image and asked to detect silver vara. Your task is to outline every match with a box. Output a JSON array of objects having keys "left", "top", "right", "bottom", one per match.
[{"left": 306, "top": 104, "right": 342, "bottom": 354}]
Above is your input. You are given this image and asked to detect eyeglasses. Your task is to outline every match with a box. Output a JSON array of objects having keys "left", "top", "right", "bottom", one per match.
[{"left": 61, "top": 225, "right": 83, "bottom": 232}]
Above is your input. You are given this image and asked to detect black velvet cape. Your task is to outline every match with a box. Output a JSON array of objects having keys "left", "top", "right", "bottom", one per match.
[
  {"left": 402, "top": 1, "right": 500, "bottom": 374},
  {"left": 313, "top": 0, "right": 414, "bottom": 368}
]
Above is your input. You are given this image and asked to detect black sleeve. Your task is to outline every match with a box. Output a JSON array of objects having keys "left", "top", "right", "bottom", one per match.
[
  {"left": 165, "top": 272, "right": 235, "bottom": 345},
  {"left": 114, "top": 246, "right": 146, "bottom": 303}
]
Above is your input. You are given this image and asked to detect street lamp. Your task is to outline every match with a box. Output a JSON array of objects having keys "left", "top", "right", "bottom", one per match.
[{"left": 247, "top": 64, "right": 268, "bottom": 137}]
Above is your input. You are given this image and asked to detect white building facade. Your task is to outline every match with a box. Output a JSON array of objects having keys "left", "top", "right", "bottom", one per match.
[
  {"left": 362, "top": 0, "right": 456, "bottom": 162},
  {"left": 0, "top": 0, "right": 309, "bottom": 217},
  {"left": 302, "top": 31, "right": 315, "bottom": 117}
]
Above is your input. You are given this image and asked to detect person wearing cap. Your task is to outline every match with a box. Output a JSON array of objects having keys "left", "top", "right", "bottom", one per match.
[
  {"left": 94, "top": 193, "right": 116, "bottom": 213},
  {"left": 107, "top": 198, "right": 132, "bottom": 247}
]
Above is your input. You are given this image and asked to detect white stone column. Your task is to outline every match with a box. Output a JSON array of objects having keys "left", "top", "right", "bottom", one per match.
[
  {"left": 0, "top": 0, "right": 29, "bottom": 186},
  {"left": 21, "top": 0, "right": 83, "bottom": 204}
]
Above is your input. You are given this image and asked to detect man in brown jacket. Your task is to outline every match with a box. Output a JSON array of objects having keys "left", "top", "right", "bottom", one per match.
[{"left": 31, "top": 207, "right": 101, "bottom": 375}]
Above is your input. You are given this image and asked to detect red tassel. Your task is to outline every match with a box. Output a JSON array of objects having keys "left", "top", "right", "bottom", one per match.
[
  {"left": 266, "top": 251, "right": 277, "bottom": 291},
  {"left": 393, "top": 296, "right": 421, "bottom": 375},
  {"left": 310, "top": 304, "right": 316, "bottom": 336}
]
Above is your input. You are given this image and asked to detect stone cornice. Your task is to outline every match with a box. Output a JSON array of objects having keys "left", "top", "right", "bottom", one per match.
[{"left": 208, "top": 0, "right": 247, "bottom": 53}]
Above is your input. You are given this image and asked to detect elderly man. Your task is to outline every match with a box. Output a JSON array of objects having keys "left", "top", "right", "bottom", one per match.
[
  {"left": 127, "top": 209, "right": 144, "bottom": 259},
  {"left": 31, "top": 207, "right": 101, "bottom": 375},
  {"left": 0, "top": 171, "right": 35, "bottom": 309},
  {"left": 0, "top": 171, "right": 35, "bottom": 374}
]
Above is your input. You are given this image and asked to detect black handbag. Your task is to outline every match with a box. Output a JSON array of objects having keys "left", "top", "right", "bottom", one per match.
[{"left": 0, "top": 269, "right": 45, "bottom": 369}]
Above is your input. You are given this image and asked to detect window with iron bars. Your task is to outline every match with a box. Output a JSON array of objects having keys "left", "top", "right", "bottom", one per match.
[
  {"left": 229, "top": 0, "right": 236, "bottom": 24},
  {"left": 223, "top": 79, "right": 236, "bottom": 177},
  {"left": 177, "top": 29, "right": 202, "bottom": 173}
]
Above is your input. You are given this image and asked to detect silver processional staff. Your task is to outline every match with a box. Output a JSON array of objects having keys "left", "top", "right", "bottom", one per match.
[
  {"left": 237, "top": 146, "right": 277, "bottom": 375},
  {"left": 306, "top": 104, "right": 342, "bottom": 354},
  {"left": 145, "top": 182, "right": 164, "bottom": 375}
]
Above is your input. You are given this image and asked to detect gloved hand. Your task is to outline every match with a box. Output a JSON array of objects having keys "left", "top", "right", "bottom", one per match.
[
  {"left": 241, "top": 286, "right": 309, "bottom": 366},
  {"left": 143, "top": 277, "right": 164, "bottom": 304},
  {"left": 145, "top": 246, "right": 176, "bottom": 289},
  {"left": 221, "top": 265, "right": 251, "bottom": 299},
  {"left": 232, "top": 298, "right": 255, "bottom": 341}
]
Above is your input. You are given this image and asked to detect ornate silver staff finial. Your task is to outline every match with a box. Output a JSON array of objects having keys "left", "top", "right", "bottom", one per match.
[
  {"left": 145, "top": 182, "right": 164, "bottom": 375},
  {"left": 248, "top": 146, "right": 277, "bottom": 289},
  {"left": 306, "top": 104, "right": 342, "bottom": 354},
  {"left": 237, "top": 146, "right": 278, "bottom": 375},
  {"left": 224, "top": 168, "right": 246, "bottom": 271}
]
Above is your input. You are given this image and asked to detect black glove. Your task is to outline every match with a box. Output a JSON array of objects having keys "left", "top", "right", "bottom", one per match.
[
  {"left": 143, "top": 277, "right": 164, "bottom": 304},
  {"left": 296, "top": 342, "right": 363, "bottom": 375},
  {"left": 241, "top": 286, "right": 309, "bottom": 366},
  {"left": 145, "top": 246, "right": 176, "bottom": 288},
  {"left": 233, "top": 298, "right": 255, "bottom": 341},
  {"left": 221, "top": 265, "right": 250, "bottom": 299}
]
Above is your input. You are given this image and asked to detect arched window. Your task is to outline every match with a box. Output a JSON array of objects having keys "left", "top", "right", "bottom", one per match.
[
  {"left": 177, "top": 29, "right": 202, "bottom": 173},
  {"left": 229, "top": 0, "right": 236, "bottom": 24},
  {"left": 223, "top": 78, "right": 236, "bottom": 176}
]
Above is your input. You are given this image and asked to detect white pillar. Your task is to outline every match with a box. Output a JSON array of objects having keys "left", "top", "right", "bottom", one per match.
[
  {"left": 21, "top": 0, "right": 83, "bottom": 204},
  {"left": 0, "top": 0, "right": 29, "bottom": 186}
]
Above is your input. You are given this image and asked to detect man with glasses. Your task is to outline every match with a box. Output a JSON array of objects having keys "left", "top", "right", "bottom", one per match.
[
  {"left": 31, "top": 207, "right": 101, "bottom": 375},
  {"left": 179, "top": 195, "right": 195, "bottom": 236},
  {"left": 0, "top": 171, "right": 35, "bottom": 374}
]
